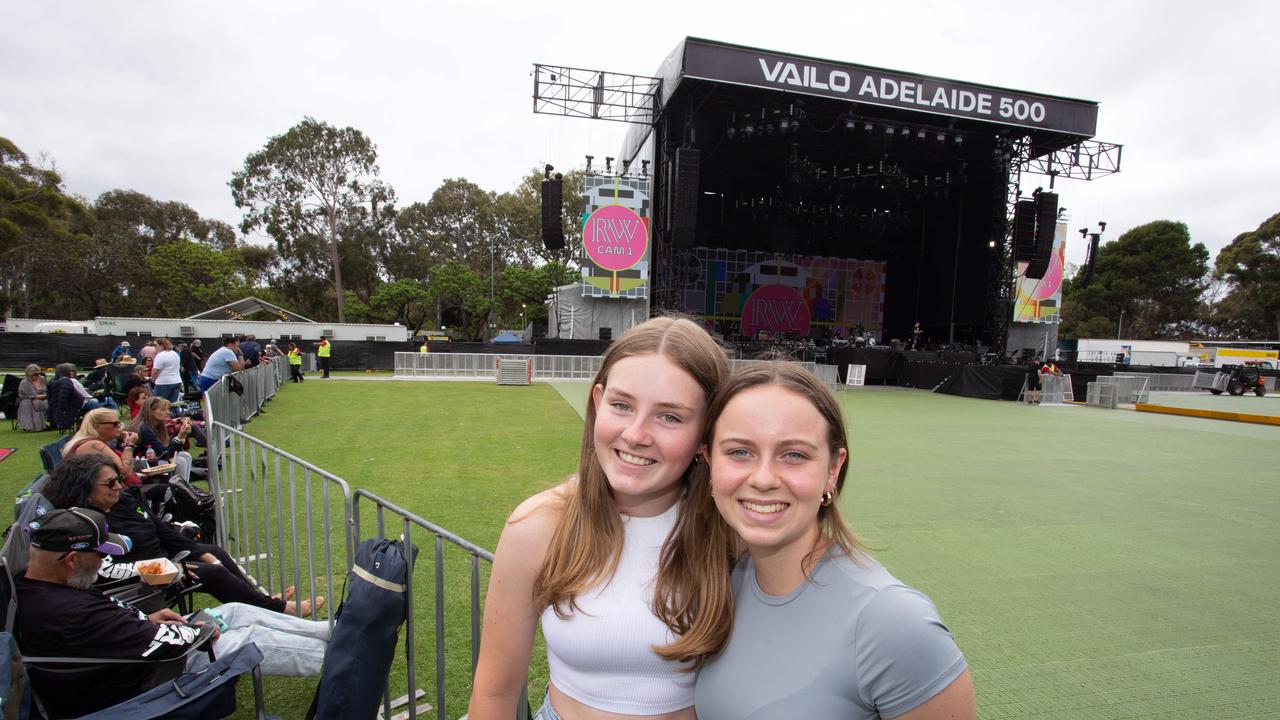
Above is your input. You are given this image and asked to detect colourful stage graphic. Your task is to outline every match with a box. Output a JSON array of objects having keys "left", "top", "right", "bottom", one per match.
[
  {"left": 579, "top": 175, "right": 650, "bottom": 298},
  {"left": 1013, "top": 221, "right": 1066, "bottom": 324},
  {"left": 676, "top": 247, "right": 885, "bottom": 338}
]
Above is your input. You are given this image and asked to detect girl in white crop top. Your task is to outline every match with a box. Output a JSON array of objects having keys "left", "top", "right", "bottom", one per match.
[{"left": 468, "top": 317, "right": 735, "bottom": 720}]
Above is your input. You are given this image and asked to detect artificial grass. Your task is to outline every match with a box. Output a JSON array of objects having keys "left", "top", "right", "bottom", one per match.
[{"left": 2, "top": 382, "right": 1277, "bottom": 719}]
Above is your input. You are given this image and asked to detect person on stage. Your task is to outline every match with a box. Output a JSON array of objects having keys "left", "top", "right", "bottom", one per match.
[
  {"left": 469, "top": 316, "right": 734, "bottom": 720},
  {"left": 694, "top": 362, "right": 974, "bottom": 720}
]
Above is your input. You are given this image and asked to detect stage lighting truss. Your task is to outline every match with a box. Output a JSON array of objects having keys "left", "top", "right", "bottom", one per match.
[
  {"left": 532, "top": 64, "right": 662, "bottom": 125},
  {"left": 1014, "top": 137, "right": 1123, "bottom": 181}
]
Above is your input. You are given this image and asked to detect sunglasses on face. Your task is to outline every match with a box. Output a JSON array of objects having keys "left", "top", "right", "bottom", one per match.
[
  {"left": 96, "top": 476, "right": 126, "bottom": 489},
  {"left": 96, "top": 420, "right": 122, "bottom": 427}
]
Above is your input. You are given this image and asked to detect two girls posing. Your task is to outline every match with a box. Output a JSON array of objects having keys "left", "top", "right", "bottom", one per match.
[{"left": 470, "top": 317, "right": 975, "bottom": 720}]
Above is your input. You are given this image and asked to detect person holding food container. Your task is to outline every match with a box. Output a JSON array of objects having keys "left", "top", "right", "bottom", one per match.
[{"left": 41, "top": 455, "right": 324, "bottom": 617}]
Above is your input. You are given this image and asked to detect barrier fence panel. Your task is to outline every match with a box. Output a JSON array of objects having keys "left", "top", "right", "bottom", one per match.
[
  {"left": 206, "top": 420, "right": 353, "bottom": 635},
  {"left": 1114, "top": 372, "right": 1197, "bottom": 393},
  {"left": 201, "top": 360, "right": 289, "bottom": 429},
  {"left": 352, "top": 489, "right": 527, "bottom": 720},
  {"left": 1040, "top": 373, "right": 1074, "bottom": 404},
  {"left": 395, "top": 352, "right": 837, "bottom": 386}
]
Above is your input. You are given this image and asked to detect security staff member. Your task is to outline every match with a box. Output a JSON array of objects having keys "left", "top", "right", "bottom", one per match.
[{"left": 316, "top": 338, "right": 331, "bottom": 379}]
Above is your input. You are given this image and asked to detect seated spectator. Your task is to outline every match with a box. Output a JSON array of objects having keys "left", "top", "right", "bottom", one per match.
[
  {"left": 127, "top": 396, "right": 194, "bottom": 480},
  {"left": 150, "top": 337, "right": 183, "bottom": 402},
  {"left": 17, "top": 364, "right": 49, "bottom": 432},
  {"left": 83, "top": 358, "right": 110, "bottom": 392},
  {"left": 41, "top": 455, "right": 324, "bottom": 616},
  {"left": 53, "top": 362, "right": 118, "bottom": 411},
  {"left": 126, "top": 384, "right": 152, "bottom": 420},
  {"left": 110, "top": 339, "right": 132, "bottom": 361},
  {"left": 122, "top": 363, "right": 151, "bottom": 397},
  {"left": 198, "top": 337, "right": 243, "bottom": 392},
  {"left": 16, "top": 507, "right": 330, "bottom": 718},
  {"left": 62, "top": 407, "right": 140, "bottom": 486}
]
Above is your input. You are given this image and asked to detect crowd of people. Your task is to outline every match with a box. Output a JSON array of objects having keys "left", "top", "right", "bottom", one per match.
[{"left": 7, "top": 334, "right": 332, "bottom": 717}]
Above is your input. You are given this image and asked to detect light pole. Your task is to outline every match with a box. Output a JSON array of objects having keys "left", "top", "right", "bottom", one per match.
[{"left": 521, "top": 303, "right": 527, "bottom": 333}]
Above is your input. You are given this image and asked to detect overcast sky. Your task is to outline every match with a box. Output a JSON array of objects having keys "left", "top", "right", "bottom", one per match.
[{"left": 4, "top": 0, "right": 1277, "bottom": 269}]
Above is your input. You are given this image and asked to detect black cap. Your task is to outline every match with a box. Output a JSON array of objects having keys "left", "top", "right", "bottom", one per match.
[{"left": 28, "top": 508, "right": 132, "bottom": 555}]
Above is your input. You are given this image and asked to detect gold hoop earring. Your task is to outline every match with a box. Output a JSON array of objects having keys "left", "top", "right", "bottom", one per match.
[{"left": 820, "top": 490, "right": 835, "bottom": 507}]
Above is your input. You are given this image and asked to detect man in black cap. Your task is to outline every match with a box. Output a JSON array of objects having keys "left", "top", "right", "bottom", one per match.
[{"left": 16, "top": 508, "right": 330, "bottom": 717}]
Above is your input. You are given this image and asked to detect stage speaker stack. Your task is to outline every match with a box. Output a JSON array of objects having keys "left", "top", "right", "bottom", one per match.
[
  {"left": 541, "top": 175, "right": 564, "bottom": 250},
  {"left": 1025, "top": 192, "right": 1058, "bottom": 279},
  {"left": 1012, "top": 199, "right": 1037, "bottom": 262},
  {"left": 672, "top": 147, "right": 700, "bottom": 245}
]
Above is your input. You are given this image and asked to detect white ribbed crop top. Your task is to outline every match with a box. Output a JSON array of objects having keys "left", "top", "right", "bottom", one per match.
[{"left": 539, "top": 501, "right": 694, "bottom": 714}]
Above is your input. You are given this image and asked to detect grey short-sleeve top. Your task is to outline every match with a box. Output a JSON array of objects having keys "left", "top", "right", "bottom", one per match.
[{"left": 695, "top": 550, "right": 967, "bottom": 719}]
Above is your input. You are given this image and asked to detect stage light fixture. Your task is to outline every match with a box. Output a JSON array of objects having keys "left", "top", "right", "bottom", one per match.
[
  {"left": 917, "top": 129, "right": 926, "bottom": 140},
  {"left": 779, "top": 118, "right": 791, "bottom": 132},
  {"left": 743, "top": 124, "right": 755, "bottom": 138},
  {"left": 641, "top": 160, "right": 650, "bottom": 177},
  {"left": 954, "top": 135, "right": 964, "bottom": 145},
  {"left": 885, "top": 125, "right": 896, "bottom": 135},
  {"left": 845, "top": 118, "right": 857, "bottom": 131},
  {"left": 864, "top": 122, "right": 873, "bottom": 133},
  {"left": 726, "top": 126, "right": 736, "bottom": 140},
  {"left": 1098, "top": 221, "right": 1107, "bottom": 232},
  {"left": 936, "top": 132, "right": 946, "bottom": 143},
  {"left": 900, "top": 127, "right": 911, "bottom": 137},
  {"left": 605, "top": 157, "right": 614, "bottom": 174},
  {"left": 988, "top": 240, "right": 997, "bottom": 248},
  {"left": 1079, "top": 227, "right": 1089, "bottom": 238},
  {"left": 584, "top": 155, "right": 593, "bottom": 173}
]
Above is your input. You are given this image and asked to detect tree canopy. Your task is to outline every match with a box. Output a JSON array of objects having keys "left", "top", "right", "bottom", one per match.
[
  {"left": 1206, "top": 212, "right": 1280, "bottom": 339},
  {"left": 1060, "top": 220, "right": 1209, "bottom": 340},
  {"left": 230, "top": 117, "right": 393, "bottom": 323}
]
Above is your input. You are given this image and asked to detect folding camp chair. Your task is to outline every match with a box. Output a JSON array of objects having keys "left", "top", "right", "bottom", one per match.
[
  {"left": 0, "top": 374, "right": 20, "bottom": 431},
  {"left": 0, "top": 556, "right": 266, "bottom": 720}
]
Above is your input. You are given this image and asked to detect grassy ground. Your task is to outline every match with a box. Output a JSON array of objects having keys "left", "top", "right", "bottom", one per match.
[{"left": 2, "top": 381, "right": 1278, "bottom": 719}]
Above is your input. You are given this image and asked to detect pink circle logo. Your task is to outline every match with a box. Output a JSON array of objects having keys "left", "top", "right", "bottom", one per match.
[
  {"left": 741, "top": 284, "right": 811, "bottom": 337},
  {"left": 583, "top": 205, "right": 648, "bottom": 271}
]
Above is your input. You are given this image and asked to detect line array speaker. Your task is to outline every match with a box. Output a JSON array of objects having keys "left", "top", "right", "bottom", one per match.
[
  {"left": 541, "top": 176, "right": 564, "bottom": 250},
  {"left": 1013, "top": 199, "right": 1037, "bottom": 262},
  {"left": 672, "top": 147, "right": 700, "bottom": 245},
  {"left": 1025, "top": 192, "right": 1058, "bottom": 280}
]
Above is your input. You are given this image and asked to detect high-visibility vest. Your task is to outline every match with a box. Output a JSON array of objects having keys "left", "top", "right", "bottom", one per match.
[
  {"left": 317, "top": 341, "right": 330, "bottom": 358},
  {"left": 288, "top": 350, "right": 302, "bottom": 365},
  {"left": 419, "top": 344, "right": 430, "bottom": 354}
]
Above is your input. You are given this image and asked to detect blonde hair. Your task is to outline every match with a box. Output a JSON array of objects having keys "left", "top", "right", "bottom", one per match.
[
  {"left": 63, "top": 408, "right": 120, "bottom": 457},
  {"left": 701, "top": 362, "right": 863, "bottom": 568},
  {"left": 532, "top": 316, "right": 736, "bottom": 667}
]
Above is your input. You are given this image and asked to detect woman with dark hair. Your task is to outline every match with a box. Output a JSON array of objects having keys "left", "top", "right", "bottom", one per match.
[
  {"left": 470, "top": 316, "right": 734, "bottom": 720},
  {"left": 16, "top": 364, "right": 49, "bottom": 431},
  {"left": 42, "top": 454, "right": 323, "bottom": 617},
  {"left": 693, "top": 363, "right": 974, "bottom": 719}
]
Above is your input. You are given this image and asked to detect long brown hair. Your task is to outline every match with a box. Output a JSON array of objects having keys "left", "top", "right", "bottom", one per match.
[
  {"left": 532, "top": 315, "right": 735, "bottom": 668},
  {"left": 128, "top": 396, "right": 171, "bottom": 445},
  {"left": 702, "top": 362, "right": 863, "bottom": 568}
]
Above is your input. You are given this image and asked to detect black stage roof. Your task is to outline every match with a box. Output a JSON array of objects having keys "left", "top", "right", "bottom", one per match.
[{"left": 625, "top": 37, "right": 1099, "bottom": 164}]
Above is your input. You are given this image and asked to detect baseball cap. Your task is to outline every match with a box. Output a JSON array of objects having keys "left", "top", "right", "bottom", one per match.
[
  {"left": 121, "top": 341, "right": 131, "bottom": 347},
  {"left": 29, "top": 508, "right": 132, "bottom": 555}
]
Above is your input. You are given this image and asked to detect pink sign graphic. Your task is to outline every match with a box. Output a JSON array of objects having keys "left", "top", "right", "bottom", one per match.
[
  {"left": 741, "top": 284, "right": 811, "bottom": 337},
  {"left": 583, "top": 205, "right": 648, "bottom": 272}
]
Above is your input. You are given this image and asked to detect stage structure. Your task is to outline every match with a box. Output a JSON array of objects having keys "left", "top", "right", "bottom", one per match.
[{"left": 534, "top": 38, "right": 1121, "bottom": 354}]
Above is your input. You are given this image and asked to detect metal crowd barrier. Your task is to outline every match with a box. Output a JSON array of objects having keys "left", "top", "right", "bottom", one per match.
[
  {"left": 206, "top": 412, "right": 522, "bottom": 718},
  {"left": 201, "top": 359, "right": 289, "bottom": 429},
  {"left": 205, "top": 420, "right": 352, "bottom": 633},
  {"left": 1114, "top": 372, "right": 1197, "bottom": 393},
  {"left": 352, "top": 490, "right": 524, "bottom": 720},
  {"left": 394, "top": 352, "right": 840, "bottom": 388},
  {"left": 1095, "top": 374, "right": 1150, "bottom": 404}
]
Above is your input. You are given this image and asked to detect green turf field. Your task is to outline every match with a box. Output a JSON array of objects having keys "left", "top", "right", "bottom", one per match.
[{"left": 2, "top": 381, "right": 1277, "bottom": 719}]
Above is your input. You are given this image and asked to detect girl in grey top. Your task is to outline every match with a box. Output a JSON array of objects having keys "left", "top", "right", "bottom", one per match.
[{"left": 694, "top": 363, "right": 975, "bottom": 719}]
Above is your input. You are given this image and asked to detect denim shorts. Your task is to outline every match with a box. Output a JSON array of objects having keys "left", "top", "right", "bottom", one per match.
[{"left": 531, "top": 692, "right": 562, "bottom": 720}]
